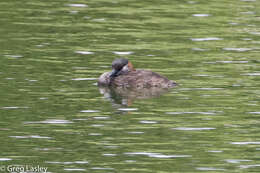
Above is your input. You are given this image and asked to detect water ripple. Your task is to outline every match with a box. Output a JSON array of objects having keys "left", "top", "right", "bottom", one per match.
[
  {"left": 241, "top": 11, "right": 255, "bottom": 15},
  {"left": 225, "top": 159, "right": 251, "bottom": 163},
  {"left": 46, "top": 161, "right": 88, "bottom": 164},
  {"left": 250, "top": 32, "right": 260, "bottom": 35},
  {"left": 191, "top": 37, "right": 222, "bottom": 41},
  {"left": 231, "top": 142, "right": 260, "bottom": 145},
  {"left": 139, "top": 120, "right": 157, "bottom": 124},
  {"left": 0, "top": 158, "right": 12, "bottom": 161},
  {"left": 127, "top": 131, "right": 144, "bottom": 134},
  {"left": 192, "top": 14, "right": 211, "bottom": 17},
  {"left": 118, "top": 108, "right": 138, "bottom": 111},
  {"left": 91, "top": 124, "right": 104, "bottom": 127},
  {"left": 193, "top": 74, "right": 210, "bottom": 77},
  {"left": 5, "top": 54, "right": 23, "bottom": 58},
  {"left": 91, "top": 167, "right": 114, "bottom": 170},
  {"left": 173, "top": 127, "right": 216, "bottom": 131},
  {"left": 166, "top": 111, "right": 216, "bottom": 115},
  {"left": 75, "top": 51, "right": 94, "bottom": 55},
  {"left": 180, "top": 88, "right": 223, "bottom": 91},
  {"left": 216, "top": 61, "right": 248, "bottom": 63},
  {"left": 92, "top": 18, "right": 106, "bottom": 22},
  {"left": 9, "top": 135, "right": 52, "bottom": 139},
  {"left": 125, "top": 160, "right": 136, "bottom": 163},
  {"left": 242, "top": 73, "right": 260, "bottom": 76},
  {"left": 73, "top": 118, "right": 88, "bottom": 121},
  {"left": 103, "top": 153, "right": 117, "bottom": 156},
  {"left": 80, "top": 110, "right": 100, "bottom": 113},
  {"left": 191, "top": 48, "right": 208, "bottom": 51},
  {"left": 2, "top": 106, "right": 29, "bottom": 109},
  {"left": 88, "top": 133, "right": 102, "bottom": 136},
  {"left": 196, "top": 167, "right": 225, "bottom": 171},
  {"left": 249, "top": 112, "right": 260, "bottom": 114},
  {"left": 93, "top": 116, "right": 110, "bottom": 120},
  {"left": 223, "top": 48, "right": 253, "bottom": 52},
  {"left": 67, "top": 4, "right": 88, "bottom": 8},
  {"left": 24, "top": 119, "right": 73, "bottom": 124},
  {"left": 125, "top": 152, "right": 191, "bottom": 158},
  {"left": 208, "top": 150, "right": 223, "bottom": 153},
  {"left": 72, "top": 78, "right": 97, "bottom": 81},
  {"left": 113, "top": 51, "right": 133, "bottom": 55},
  {"left": 239, "top": 164, "right": 260, "bottom": 169},
  {"left": 69, "top": 10, "right": 78, "bottom": 14},
  {"left": 64, "top": 168, "right": 86, "bottom": 171}
]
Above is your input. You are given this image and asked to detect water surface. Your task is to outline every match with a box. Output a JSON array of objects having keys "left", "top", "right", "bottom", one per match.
[{"left": 0, "top": 0, "right": 260, "bottom": 172}]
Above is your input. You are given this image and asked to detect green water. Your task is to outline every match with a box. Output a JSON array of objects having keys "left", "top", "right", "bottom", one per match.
[{"left": 0, "top": 0, "right": 260, "bottom": 172}]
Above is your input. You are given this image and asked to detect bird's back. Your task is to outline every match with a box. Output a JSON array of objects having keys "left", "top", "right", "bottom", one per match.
[{"left": 111, "top": 70, "right": 176, "bottom": 88}]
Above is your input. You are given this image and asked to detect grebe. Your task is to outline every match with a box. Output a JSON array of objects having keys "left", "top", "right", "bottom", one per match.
[{"left": 98, "top": 58, "right": 176, "bottom": 88}]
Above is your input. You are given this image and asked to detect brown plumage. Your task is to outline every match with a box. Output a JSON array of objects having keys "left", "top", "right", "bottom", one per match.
[{"left": 98, "top": 58, "right": 177, "bottom": 89}]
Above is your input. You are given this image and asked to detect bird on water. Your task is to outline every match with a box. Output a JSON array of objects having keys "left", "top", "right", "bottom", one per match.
[{"left": 98, "top": 58, "right": 177, "bottom": 89}]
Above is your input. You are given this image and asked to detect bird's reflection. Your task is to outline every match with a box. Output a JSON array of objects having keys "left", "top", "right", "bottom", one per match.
[{"left": 99, "top": 86, "right": 173, "bottom": 107}]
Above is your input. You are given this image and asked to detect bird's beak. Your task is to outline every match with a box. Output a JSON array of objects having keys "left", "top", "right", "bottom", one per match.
[{"left": 109, "top": 69, "right": 118, "bottom": 78}]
